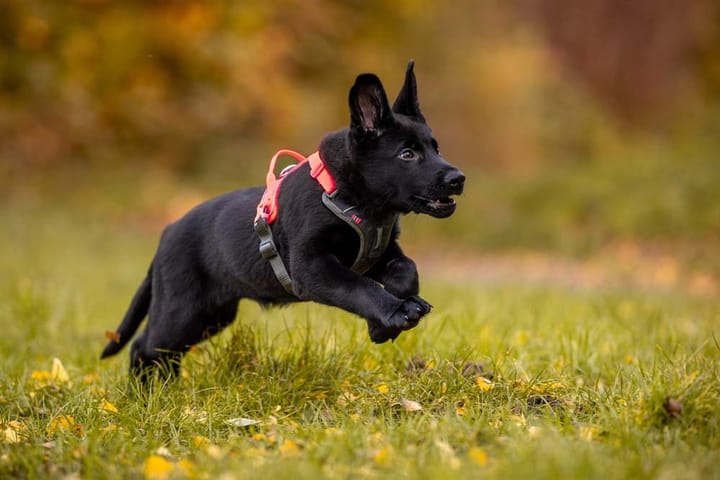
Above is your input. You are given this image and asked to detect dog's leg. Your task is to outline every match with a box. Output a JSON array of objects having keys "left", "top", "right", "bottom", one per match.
[
  {"left": 364, "top": 241, "right": 432, "bottom": 342},
  {"left": 291, "top": 253, "right": 430, "bottom": 343},
  {"left": 129, "top": 299, "right": 239, "bottom": 381}
]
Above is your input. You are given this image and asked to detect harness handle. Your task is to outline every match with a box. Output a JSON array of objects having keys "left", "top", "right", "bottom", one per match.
[{"left": 255, "top": 150, "right": 308, "bottom": 224}]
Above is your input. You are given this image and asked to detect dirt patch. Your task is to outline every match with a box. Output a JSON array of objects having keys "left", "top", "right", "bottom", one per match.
[{"left": 417, "top": 243, "right": 718, "bottom": 296}]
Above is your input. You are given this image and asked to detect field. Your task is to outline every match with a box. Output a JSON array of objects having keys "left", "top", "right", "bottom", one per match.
[{"left": 1, "top": 169, "right": 719, "bottom": 480}]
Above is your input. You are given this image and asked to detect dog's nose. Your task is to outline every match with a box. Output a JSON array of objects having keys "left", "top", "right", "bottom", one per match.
[{"left": 443, "top": 169, "right": 465, "bottom": 192}]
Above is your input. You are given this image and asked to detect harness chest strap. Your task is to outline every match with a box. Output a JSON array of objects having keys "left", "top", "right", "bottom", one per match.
[{"left": 254, "top": 150, "right": 398, "bottom": 294}]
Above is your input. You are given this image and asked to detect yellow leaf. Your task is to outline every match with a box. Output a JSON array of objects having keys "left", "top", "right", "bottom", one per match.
[
  {"left": 8, "top": 421, "right": 26, "bottom": 431},
  {"left": 30, "top": 358, "right": 70, "bottom": 388},
  {"left": 143, "top": 455, "right": 175, "bottom": 480},
  {"left": 177, "top": 458, "right": 196, "bottom": 477},
  {"left": 468, "top": 447, "right": 488, "bottom": 466},
  {"left": 192, "top": 435, "right": 210, "bottom": 448},
  {"left": 100, "top": 399, "right": 119, "bottom": 413},
  {"left": 30, "top": 370, "right": 52, "bottom": 387},
  {"left": 47, "top": 415, "right": 76, "bottom": 435},
  {"left": 51, "top": 358, "right": 69, "bottom": 383},
  {"left": 476, "top": 377, "right": 494, "bottom": 392},
  {"left": 279, "top": 439, "right": 300, "bottom": 455},
  {"left": 373, "top": 447, "right": 392, "bottom": 466},
  {"left": 3, "top": 427, "right": 22, "bottom": 444},
  {"left": 375, "top": 384, "right": 389, "bottom": 394}
]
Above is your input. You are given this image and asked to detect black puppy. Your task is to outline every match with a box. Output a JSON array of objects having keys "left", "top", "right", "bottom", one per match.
[{"left": 101, "top": 61, "right": 465, "bottom": 378}]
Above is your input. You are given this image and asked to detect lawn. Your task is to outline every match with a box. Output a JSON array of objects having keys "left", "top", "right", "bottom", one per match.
[{"left": 1, "top": 195, "right": 719, "bottom": 479}]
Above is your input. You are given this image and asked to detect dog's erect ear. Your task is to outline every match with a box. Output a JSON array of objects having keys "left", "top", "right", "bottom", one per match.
[
  {"left": 392, "top": 60, "right": 425, "bottom": 122},
  {"left": 349, "top": 74, "right": 393, "bottom": 135}
]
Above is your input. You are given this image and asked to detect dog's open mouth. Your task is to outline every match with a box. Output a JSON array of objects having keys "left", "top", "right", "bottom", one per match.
[{"left": 412, "top": 195, "right": 457, "bottom": 218}]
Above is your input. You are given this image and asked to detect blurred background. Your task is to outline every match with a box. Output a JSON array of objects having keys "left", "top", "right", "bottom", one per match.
[{"left": 1, "top": 0, "right": 719, "bottom": 293}]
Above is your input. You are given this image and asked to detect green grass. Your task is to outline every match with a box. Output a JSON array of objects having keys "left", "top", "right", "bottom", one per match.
[{"left": 1, "top": 203, "right": 719, "bottom": 479}]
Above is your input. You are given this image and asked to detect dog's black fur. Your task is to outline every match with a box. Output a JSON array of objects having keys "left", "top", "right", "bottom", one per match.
[{"left": 101, "top": 62, "right": 465, "bottom": 379}]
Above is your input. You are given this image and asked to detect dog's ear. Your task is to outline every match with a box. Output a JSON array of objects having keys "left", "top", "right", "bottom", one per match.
[
  {"left": 392, "top": 60, "right": 425, "bottom": 123},
  {"left": 349, "top": 74, "right": 393, "bottom": 135}
]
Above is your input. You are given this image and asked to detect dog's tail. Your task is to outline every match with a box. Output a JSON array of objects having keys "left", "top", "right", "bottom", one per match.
[{"left": 100, "top": 268, "right": 152, "bottom": 359}]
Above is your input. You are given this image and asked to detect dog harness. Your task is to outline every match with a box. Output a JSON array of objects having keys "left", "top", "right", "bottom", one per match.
[{"left": 254, "top": 150, "right": 398, "bottom": 294}]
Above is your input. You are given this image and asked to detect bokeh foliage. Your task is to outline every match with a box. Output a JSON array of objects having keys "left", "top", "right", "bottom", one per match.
[{"left": 1, "top": 0, "right": 719, "bottom": 266}]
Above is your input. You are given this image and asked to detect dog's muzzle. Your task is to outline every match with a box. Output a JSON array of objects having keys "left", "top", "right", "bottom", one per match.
[{"left": 412, "top": 169, "right": 465, "bottom": 218}]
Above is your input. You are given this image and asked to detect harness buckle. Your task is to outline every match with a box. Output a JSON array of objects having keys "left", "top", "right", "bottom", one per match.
[
  {"left": 254, "top": 219, "right": 278, "bottom": 260},
  {"left": 254, "top": 218, "right": 270, "bottom": 236},
  {"left": 259, "top": 238, "right": 278, "bottom": 260}
]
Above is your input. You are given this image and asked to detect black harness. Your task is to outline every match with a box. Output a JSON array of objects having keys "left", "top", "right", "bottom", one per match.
[{"left": 254, "top": 152, "right": 398, "bottom": 295}]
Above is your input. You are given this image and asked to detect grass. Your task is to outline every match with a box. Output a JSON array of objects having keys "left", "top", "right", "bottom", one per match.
[{"left": 1, "top": 200, "right": 719, "bottom": 479}]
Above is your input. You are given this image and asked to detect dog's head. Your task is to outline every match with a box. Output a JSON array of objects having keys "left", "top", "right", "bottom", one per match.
[{"left": 346, "top": 61, "right": 465, "bottom": 219}]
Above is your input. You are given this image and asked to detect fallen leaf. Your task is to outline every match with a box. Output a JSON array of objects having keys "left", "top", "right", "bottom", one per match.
[
  {"left": 192, "top": 435, "right": 210, "bottom": 448},
  {"left": 395, "top": 398, "right": 423, "bottom": 412},
  {"left": 279, "top": 439, "right": 300, "bottom": 455},
  {"left": 143, "top": 455, "right": 175, "bottom": 480},
  {"left": 225, "top": 417, "right": 260, "bottom": 427},
  {"left": 336, "top": 391, "right": 359, "bottom": 406},
  {"left": 476, "top": 376, "right": 494, "bottom": 392},
  {"left": 372, "top": 447, "right": 392, "bottom": 466},
  {"left": 3, "top": 421, "right": 27, "bottom": 444},
  {"left": 30, "top": 358, "right": 71, "bottom": 388},
  {"left": 468, "top": 447, "right": 488, "bottom": 466},
  {"left": 47, "top": 415, "right": 82, "bottom": 436},
  {"left": 154, "top": 447, "right": 173, "bottom": 458},
  {"left": 177, "top": 459, "right": 195, "bottom": 477},
  {"left": 3, "top": 428, "right": 22, "bottom": 444},
  {"left": 100, "top": 399, "right": 119, "bottom": 413},
  {"left": 51, "top": 358, "right": 69, "bottom": 383}
]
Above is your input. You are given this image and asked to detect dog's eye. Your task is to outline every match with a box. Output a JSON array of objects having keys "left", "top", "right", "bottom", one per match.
[
  {"left": 399, "top": 148, "right": 418, "bottom": 161},
  {"left": 431, "top": 139, "right": 440, "bottom": 153}
]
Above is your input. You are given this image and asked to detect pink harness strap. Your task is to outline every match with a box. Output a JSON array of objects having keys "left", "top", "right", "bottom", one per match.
[{"left": 254, "top": 150, "right": 336, "bottom": 225}]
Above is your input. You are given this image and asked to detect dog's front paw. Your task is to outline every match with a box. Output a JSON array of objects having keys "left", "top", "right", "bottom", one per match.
[
  {"left": 367, "top": 320, "right": 401, "bottom": 344},
  {"left": 384, "top": 296, "right": 433, "bottom": 331}
]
